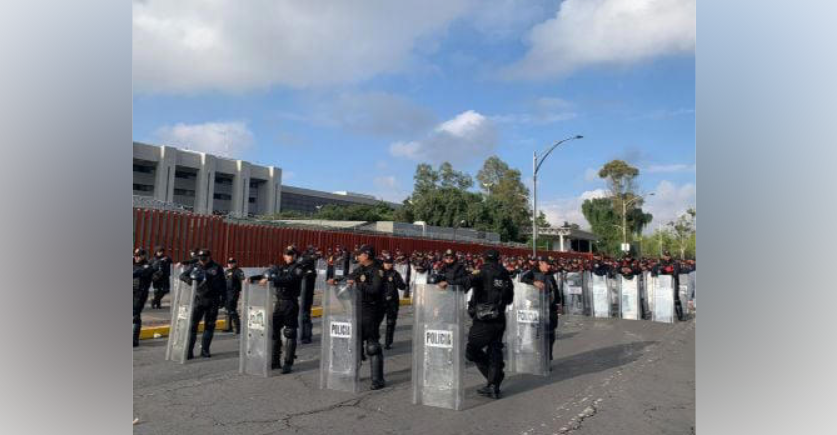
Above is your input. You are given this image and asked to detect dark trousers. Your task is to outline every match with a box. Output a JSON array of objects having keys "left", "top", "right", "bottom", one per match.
[
  {"left": 272, "top": 299, "right": 299, "bottom": 367},
  {"left": 188, "top": 300, "right": 219, "bottom": 356},
  {"left": 151, "top": 283, "right": 169, "bottom": 308},
  {"left": 466, "top": 320, "right": 507, "bottom": 387},
  {"left": 224, "top": 290, "right": 241, "bottom": 332},
  {"left": 133, "top": 289, "right": 149, "bottom": 345},
  {"left": 299, "top": 279, "right": 315, "bottom": 341},
  {"left": 548, "top": 312, "right": 559, "bottom": 360},
  {"left": 383, "top": 297, "right": 399, "bottom": 346}
]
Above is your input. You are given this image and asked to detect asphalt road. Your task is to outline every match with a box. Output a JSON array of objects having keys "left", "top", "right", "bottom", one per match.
[{"left": 134, "top": 310, "right": 695, "bottom": 435}]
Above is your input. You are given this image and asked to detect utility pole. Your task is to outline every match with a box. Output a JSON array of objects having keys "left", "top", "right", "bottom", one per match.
[{"left": 532, "top": 135, "right": 584, "bottom": 256}]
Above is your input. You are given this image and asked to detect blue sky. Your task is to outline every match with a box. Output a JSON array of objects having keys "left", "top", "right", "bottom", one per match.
[{"left": 133, "top": 0, "right": 695, "bottom": 231}]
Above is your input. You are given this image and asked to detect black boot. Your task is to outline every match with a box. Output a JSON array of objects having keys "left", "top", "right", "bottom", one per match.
[
  {"left": 301, "top": 322, "right": 313, "bottom": 344},
  {"left": 232, "top": 313, "right": 241, "bottom": 335},
  {"left": 477, "top": 384, "right": 494, "bottom": 396},
  {"left": 223, "top": 313, "right": 234, "bottom": 332},
  {"left": 370, "top": 353, "right": 385, "bottom": 390},
  {"left": 200, "top": 329, "right": 214, "bottom": 358},
  {"left": 675, "top": 301, "right": 684, "bottom": 321},
  {"left": 282, "top": 337, "right": 297, "bottom": 374},
  {"left": 271, "top": 339, "right": 283, "bottom": 370},
  {"left": 132, "top": 323, "right": 141, "bottom": 347},
  {"left": 384, "top": 324, "right": 395, "bottom": 350},
  {"left": 187, "top": 330, "right": 198, "bottom": 360}
]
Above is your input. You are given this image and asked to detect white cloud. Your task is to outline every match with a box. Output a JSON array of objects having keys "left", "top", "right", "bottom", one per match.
[
  {"left": 373, "top": 175, "right": 409, "bottom": 203},
  {"left": 133, "top": 0, "right": 470, "bottom": 93},
  {"left": 644, "top": 180, "right": 696, "bottom": 232},
  {"left": 644, "top": 163, "right": 696, "bottom": 174},
  {"left": 389, "top": 110, "right": 498, "bottom": 164},
  {"left": 539, "top": 189, "right": 608, "bottom": 229},
  {"left": 504, "top": 0, "right": 695, "bottom": 80},
  {"left": 492, "top": 96, "right": 578, "bottom": 125},
  {"left": 154, "top": 121, "right": 254, "bottom": 158}
]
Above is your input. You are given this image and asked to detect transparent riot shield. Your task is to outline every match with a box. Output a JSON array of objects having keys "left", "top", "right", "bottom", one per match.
[
  {"left": 412, "top": 271, "right": 428, "bottom": 286},
  {"left": 505, "top": 281, "right": 550, "bottom": 376},
  {"left": 678, "top": 273, "right": 691, "bottom": 315},
  {"left": 643, "top": 272, "right": 655, "bottom": 320},
  {"left": 563, "top": 272, "right": 585, "bottom": 316},
  {"left": 239, "top": 280, "right": 275, "bottom": 377},
  {"left": 319, "top": 283, "right": 360, "bottom": 393},
  {"left": 412, "top": 283, "right": 467, "bottom": 410},
  {"left": 689, "top": 271, "right": 696, "bottom": 310},
  {"left": 165, "top": 278, "right": 196, "bottom": 364},
  {"left": 608, "top": 276, "right": 621, "bottom": 317},
  {"left": 619, "top": 275, "right": 640, "bottom": 320},
  {"left": 590, "top": 273, "right": 611, "bottom": 318},
  {"left": 395, "top": 263, "right": 409, "bottom": 299},
  {"left": 652, "top": 275, "right": 675, "bottom": 323}
]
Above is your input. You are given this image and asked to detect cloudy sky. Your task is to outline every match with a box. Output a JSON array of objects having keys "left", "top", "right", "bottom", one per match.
[{"left": 133, "top": 0, "right": 695, "bottom": 232}]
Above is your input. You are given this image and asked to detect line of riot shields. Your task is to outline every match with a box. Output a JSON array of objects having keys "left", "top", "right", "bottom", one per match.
[
  {"left": 556, "top": 271, "right": 696, "bottom": 323},
  {"left": 163, "top": 265, "right": 694, "bottom": 411}
]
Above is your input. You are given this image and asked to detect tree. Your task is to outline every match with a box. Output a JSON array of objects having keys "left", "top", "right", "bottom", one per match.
[
  {"left": 476, "top": 156, "right": 532, "bottom": 243},
  {"left": 582, "top": 197, "right": 621, "bottom": 255},
  {"left": 668, "top": 208, "right": 696, "bottom": 259},
  {"left": 439, "top": 162, "right": 473, "bottom": 190}
]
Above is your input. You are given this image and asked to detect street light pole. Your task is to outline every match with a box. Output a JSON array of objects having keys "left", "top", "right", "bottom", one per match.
[{"left": 532, "top": 135, "right": 583, "bottom": 256}]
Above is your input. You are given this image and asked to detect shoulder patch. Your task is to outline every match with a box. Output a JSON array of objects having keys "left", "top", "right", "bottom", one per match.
[{"left": 378, "top": 269, "right": 384, "bottom": 277}]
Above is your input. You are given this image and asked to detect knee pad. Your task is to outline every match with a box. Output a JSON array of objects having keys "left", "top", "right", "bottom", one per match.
[
  {"left": 465, "top": 344, "right": 485, "bottom": 363},
  {"left": 283, "top": 328, "right": 297, "bottom": 339},
  {"left": 366, "top": 341, "right": 382, "bottom": 356}
]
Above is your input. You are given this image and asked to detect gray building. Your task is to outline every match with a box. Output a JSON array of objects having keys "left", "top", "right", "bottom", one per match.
[{"left": 133, "top": 142, "right": 399, "bottom": 216}]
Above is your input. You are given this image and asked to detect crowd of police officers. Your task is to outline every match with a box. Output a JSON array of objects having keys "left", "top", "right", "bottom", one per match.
[{"left": 133, "top": 243, "right": 695, "bottom": 399}]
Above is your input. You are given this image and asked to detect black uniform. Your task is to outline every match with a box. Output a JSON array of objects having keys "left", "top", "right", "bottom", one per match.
[
  {"left": 297, "top": 252, "right": 318, "bottom": 343},
  {"left": 431, "top": 259, "right": 470, "bottom": 288},
  {"left": 262, "top": 262, "right": 304, "bottom": 371},
  {"left": 133, "top": 258, "right": 154, "bottom": 346},
  {"left": 150, "top": 254, "right": 173, "bottom": 309},
  {"left": 381, "top": 267, "right": 407, "bottom": 349},
  {"left": 452, "top": 258, "right": 514, "bottom": 397},
  {"left": 652, "top": 260, "right": 684, "bottom": 320},
  {"left": 347, "top": 261, "right": 387, "bottom": 388},
  {"left": 179, "top": 260, "right": 225, "bottom": 358},
  {"left": 520, "top": 269, "right": 562, "bottom": 361},
  {"left": 223, "top": 266, "right": 245, "bottom": 333}
]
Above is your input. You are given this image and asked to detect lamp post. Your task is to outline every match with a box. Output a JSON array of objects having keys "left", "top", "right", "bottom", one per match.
[
  {"left": 533, "top": 135, "right": 584, "bottom": 256},
  {"left": 619, "top": 192, "right": 654, "bottom": 252}
]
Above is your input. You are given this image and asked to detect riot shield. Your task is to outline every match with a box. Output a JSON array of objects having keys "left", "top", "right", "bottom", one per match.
[
  {"left": 689, "top": 271, "right": 696, "bottom": 310},
  {"left": 240, "top": 280, "right": 275, "bottom": 377},
  {"left": 319, "top": 283, "right": 360, "bottom": 393},
  {"left": 590, "top": 273, "right": 611, "bottom": 318},
  {"left": 563, "top": 272, "right": 585, "bottom": 316},
  {"left": 679, "top": 273, "right": 693, "bottom": 316},
  {"left": 608, "top": 276, "right": 621, "bottom": 317},
  {"left": 165, "top": 278, "right": 196, "bottom": 364},
  {"left": 618, "top": 275, "right": 640, "bottom": 320},
  {"left": 411, "top": 283, "right": 467, "bottom": 410},
  {"left": 395, "top": 263, "right": 409, "bottom": 299},
  {"left": 505, "top": 281, "right": 550, "bottom": 376},
  {"left": 411, "top": 271, "right": 428, "bottom": 286},
  {"left": 651, "top": 275, "right": 675, "bottom": 323}
]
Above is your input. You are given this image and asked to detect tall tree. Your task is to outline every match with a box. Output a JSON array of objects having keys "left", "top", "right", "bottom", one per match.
[{"left": 668, "top": 208, "right": 696, "bottom": 259}]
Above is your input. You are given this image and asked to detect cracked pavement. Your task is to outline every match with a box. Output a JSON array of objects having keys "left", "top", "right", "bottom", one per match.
[{"left": 134, "top": 308, "right": 695, "bottom": 435}]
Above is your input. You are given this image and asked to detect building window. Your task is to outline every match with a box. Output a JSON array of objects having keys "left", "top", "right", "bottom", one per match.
[
  {"left": 213, "top": 193, "right": 232, "bottom": 200},
  {"left": 215, "top": 177, "right": 233, "bottom": 186},
  {"left": 133, "top": 184, "right": 154, "bottom": 192},
  {"left": 133, "top": 164, "right": 155, "bottom": 174},
  {"left": 248, "top": 197, "right": 257, "bottom": 203},
  {"left": 174, "top": 188, "right": 195, "bottom": 197},
  {"left": 175, "top": 170, "right": 196, "bottom": 180}
]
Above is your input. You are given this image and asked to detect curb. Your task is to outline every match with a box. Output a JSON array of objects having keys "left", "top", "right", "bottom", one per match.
[{"left": 141, "top": 297, "right": 413, "bottom": 340}]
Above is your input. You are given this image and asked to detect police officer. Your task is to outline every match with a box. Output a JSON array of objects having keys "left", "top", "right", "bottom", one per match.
[
  {"left": 381, "top": 256, "right": 407, "bottom": 350},
  {"left": 589, "top": 252, "right": 613, "bottom": 277},
  {"left": 258, "top": 246, "right": 305, "bottom": 373},
  {"left": 520, "top": 256, "right": 562, "bottom": 362},
  {"left": 298, "top": 246, "right": 318, "bottom": 344},
  {"left": 431, "top": 249, "right": 469, "bottom": 287},
  {"left": 150, "top": 246, "right": 172, "bottom": 309},
  {"left": 616, "top": 254, "right": 644, "bottom": 318},
  {"left": 133, "top": 248, "right": 155, "bottom": 347},
  {"left": 652, "top": 251, "right": 684, "bottom": 321},
  {"left": 442, "top": 249, "right": 513, "bottom": 399},
  {"left": 328, "top": 244, "right": 387, "bottom": 390},
  {"left": 223, "top": 258, "right": 244, "bottom": 334},
  {"left": 179, "top": 249, "right": 225, "bottom": 359}
]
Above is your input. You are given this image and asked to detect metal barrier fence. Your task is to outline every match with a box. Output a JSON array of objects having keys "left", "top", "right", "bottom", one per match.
[{"left": 133, "top": 208, "right": 591, "bottom": 266}]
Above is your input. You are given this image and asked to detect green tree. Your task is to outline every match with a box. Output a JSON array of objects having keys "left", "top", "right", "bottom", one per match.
[
  {"left": 668, "top": 208, "right": 696, "bottom": 259},
  {"left": 476, "top": 156, "right": 532, "bottom": 242},
  {"left": 582, "top": 197, "right": 621, "bottom": 255}
]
